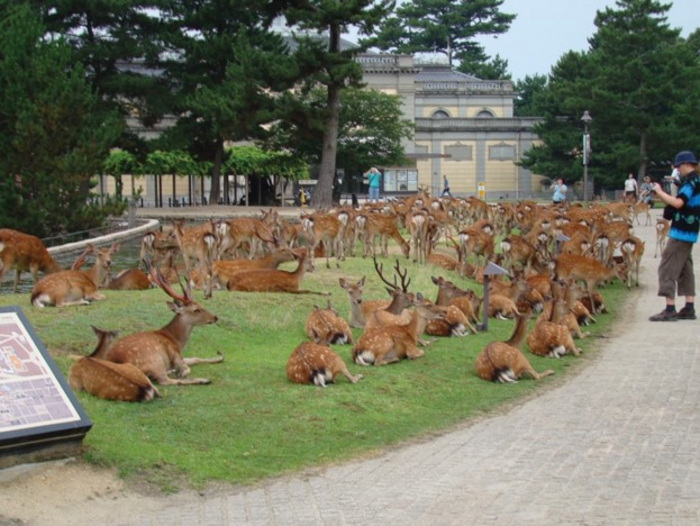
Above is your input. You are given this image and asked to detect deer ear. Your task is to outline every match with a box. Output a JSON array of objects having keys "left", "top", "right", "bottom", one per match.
[
  {"left": 359, "top": 276, "right": 366, "bottom": 286},
  {"left": 431, "top": 276, "right": 439, "bottom": 284},
  {"left": 339, "top": 278, "right": 347, "bottom": 288},
  {"left": 416, "top": 292, "right": 424, "bottom": 301}
]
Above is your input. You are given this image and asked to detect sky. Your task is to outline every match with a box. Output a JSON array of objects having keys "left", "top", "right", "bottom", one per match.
[
  {"left": 345, "top": 0, "right": 698, "bottom": 81},
  {"left": 474, "top": 0, "right": 698, "bottom": 80}
]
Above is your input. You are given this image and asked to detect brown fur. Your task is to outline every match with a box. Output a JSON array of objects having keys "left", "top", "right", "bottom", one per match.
[
  {"left": 286, "top": 342, "right": 362, "bottom": 387},
  {"left": 0, "top": 228, "right": 61, "bottom": 293}
]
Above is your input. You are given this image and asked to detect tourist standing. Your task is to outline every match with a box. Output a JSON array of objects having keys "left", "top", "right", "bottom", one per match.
[
  {"left": 365, "top": 166, "right": 381, "bottom": 203},
  {"left": 649, "top": 151, "right": 700, "bottom": 321},
  {"left": 551, "top": 178, "right": 567, "bottom": 204},
  {"left": 624, "top": 173, "right": 638, "bottom": 201}
]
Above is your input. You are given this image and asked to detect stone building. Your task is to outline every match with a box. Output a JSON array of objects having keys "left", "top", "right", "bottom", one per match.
[{"left": 358, "top": 53, "right": 544, "bottom": 200}]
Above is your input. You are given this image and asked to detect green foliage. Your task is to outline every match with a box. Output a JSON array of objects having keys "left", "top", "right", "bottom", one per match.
[
  {"left": 0, "top": 3, "right": 122, "bottom": 236},
  {"left": 268, "top": 87, "right": 413, "bottom": 176},
  {"left": 224, "top": 145, "right": 308, "bottom": 180},
  {"left": 456, "top": 53, "right": 511, "bottom": 80},
  {"left": 0, "top": 240, "right": 629, "bottom": 491},
  {"left": 372, "top": 0, "right": 515, "bottom": 69},
  {"left": 514, "top": 74, "right": 549, "bottom": 117},
  {"left": 520, "top": 0, "right": 700, "bottom": 193}
]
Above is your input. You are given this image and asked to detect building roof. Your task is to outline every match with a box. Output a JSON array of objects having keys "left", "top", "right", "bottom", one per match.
[{"left": 415, "top": 64, "right": 481, "bottom": 82}]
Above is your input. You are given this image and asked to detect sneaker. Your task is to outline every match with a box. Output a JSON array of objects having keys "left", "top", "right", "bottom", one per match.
[
  {"left": 649, "top": 309, "right": 678, "bottom": 322},
  {"left": 677, "top": 307, "right": 697, "bottom": 320}
]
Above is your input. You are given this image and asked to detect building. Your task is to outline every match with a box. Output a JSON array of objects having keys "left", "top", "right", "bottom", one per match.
[{"left": 358, "top": 54, "right": 544, "bottom": 200}]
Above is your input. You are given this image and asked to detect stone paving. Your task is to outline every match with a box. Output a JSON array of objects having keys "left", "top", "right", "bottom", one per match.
[{"left": 3, "top": 205, "right": 700, "bottom": 525}]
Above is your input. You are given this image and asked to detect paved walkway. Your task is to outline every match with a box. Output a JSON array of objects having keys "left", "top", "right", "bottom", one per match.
[{"left": 3, "top": 207, "right": 700, "bottom": 525}]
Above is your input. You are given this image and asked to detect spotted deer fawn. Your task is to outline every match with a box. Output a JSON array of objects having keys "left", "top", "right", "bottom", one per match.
[
  {"left": 68, "top": 326, "right": 161, "bottom": 402},
  {"left": 475, "top": 311, "right": 554, "bottom": 382},
  {"left": 31, "top": 243, "right": 118, "bottom": 307},
  {"left": 95, "top": 265, "right": 224, "bottom": 386},
  {"left": 0, "top": 228, "right": 61, "bottom": 293},
  {"left": 286, "top": 342, "right": 363, "bottom": 387}
]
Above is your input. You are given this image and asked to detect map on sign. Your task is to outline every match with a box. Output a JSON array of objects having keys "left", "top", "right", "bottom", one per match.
[{"left": 0, "top": 308, "right": 88, "bottom": 438}]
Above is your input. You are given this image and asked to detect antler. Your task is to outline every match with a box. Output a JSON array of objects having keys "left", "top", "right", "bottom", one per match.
[
  {"left": 372, "top": 257, "right": 411, "bottom": 292},
  {"left": 71, "top": 243, "right": 95, "bottom": 271},
  {"left": 145, "top": 258, "right": 191, "bottom": 304}
]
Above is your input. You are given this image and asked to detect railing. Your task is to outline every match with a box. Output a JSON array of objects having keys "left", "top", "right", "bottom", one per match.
[{"left": 41, "top": 218, "right": 149, "bottom": 248}]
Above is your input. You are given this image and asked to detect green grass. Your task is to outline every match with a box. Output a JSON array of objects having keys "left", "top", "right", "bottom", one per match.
[{"left": 0, "top": 250, "right": 629, "bottom": 492}]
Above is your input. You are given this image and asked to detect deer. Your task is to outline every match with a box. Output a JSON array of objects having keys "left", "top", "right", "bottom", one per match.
[
  {"left": 632, "top": 200, "right": 652, "bottom": 226},
  {"left": 474, "top": 310, "right": 554, "bottom": 382},
  {"left": 620, "top": 235, "right": 645, "bottom": 288},
  {"left": 499, "top": 234, "right": 538, "bottom": 272},
  {"left": 362, "top": 258, "right": 417, "bottom": 331},
  {"left": 139, "top": 229, "right": 178, "bottom": 269},
  {"left": 68, "top": 326, "right": 161, "bottom": 402},
  {"left": 30, "top": 243, "right": 118, "bottom": 307},
  {"left": 304, "top": 300, "right": 354, "bottom": 345},
  {"left": 286, "top": 341, "right": 363, "bottom": 387},
  {"left": 95, "top": 265, "right": 223, "bottom": 385},
  {"left": 208, "top": 246, "right": 301, "bottom": 289},
  {"left": 655, "top": 218, "right": 670, "bottom": 258},
  {"left": 107, "top": 268, "right": 151, "bottom": 290},
  {"left": 553, "top": 253, "right": 626, "bottom": 315},
  {"left": 173, "top": 219, "right": 218, "bottom": 299},
  {"left": 431, "top": 276, "right": 481, "bottom": 329},
  {"left": 338, "top": 276, "right": 391, "bottom": 328},
  {"left": 358, "top": 212, "right": 410, "bottom": 259},
  {"left": 0, "top": 228, "right": 61, "bottom": 293},
  {"left": 226, "top": 247, "right": 328, "bottom": 295},
  {"left": 406, "top": 208, "right": 431, "bottom": 264},
  {"left": 526, "top": 299, "right": 581, "bottom": 358},
  {"left": 352, "top": 292, "right": 445, "bottom": 366},
  {"left": 217, "top": 216, "right": 276, "bottom": 259},
  {"left": 301, "top": 212, "right": 344, "bottom": 270}
]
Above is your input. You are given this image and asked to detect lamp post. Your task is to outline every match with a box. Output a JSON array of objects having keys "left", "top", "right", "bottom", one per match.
[{"left": 581, "top": 110, "right": 593, "bottom": 201}]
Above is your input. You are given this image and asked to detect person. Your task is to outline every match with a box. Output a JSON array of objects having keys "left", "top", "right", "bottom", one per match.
[
  {"left": 364, "top": 166, "right": 381, "bottom": 203},
  {"left": 648, "top": 150, "right": 700, "bottom": 321},
  {"left": 638, "top": 175, "right": 654, "bottom": 205},
  {"left": 441, "top": 175, "right": 452, "bottom": 197},
  {"left": 551, "top": 178, "right": 567, "bottom": 204},
  {"left": 624, "top": 172, "right": 638, "bottom": 201}
]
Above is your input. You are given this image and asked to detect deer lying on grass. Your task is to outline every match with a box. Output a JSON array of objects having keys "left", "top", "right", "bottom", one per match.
[
  {"left": 305, "top": 301, "right": 354, "bottom": 345},
  {"left": 31, "top": 243, "right": 117, "bottom": 307},
  {"left": 475, "top": 311, "right": 554, "bottom": 383},
  {"left": 526, "top": 299, "right": 581, "bottom": 358},
  {"left": 286, "top": 342, "right": 363, "bottom": 387},
  {"left": 352, "top": 293, "right": 445, "bottom": 366},
  {"left": 68, "top": 327, "right": 161, "bottom": 402},
  {"left": 173, "top": 219, "right": 218, "bottom": 299},
  {"left": 0, "top": 228, "right": 61, "bottom": 293},
  {"left": 226, "top": 247, "right": 328, "bottom": 295},
  {"left": 95, "top": 266, "right": 223, "bottom": 386},
  {"left": 430, "top": 276, "right": 480, "bottom": 331},
  {"left": 209, "top": 246, "right": 300, "bottom": 289},
  {"left": 107, "top": 268, "right": 151, "bottom": 290},
  {"left": 655, "top": 218, "right": 670, "bottom": 258},
  {"left": 338, "top": 276, "right": 391, "bottom": 328}
]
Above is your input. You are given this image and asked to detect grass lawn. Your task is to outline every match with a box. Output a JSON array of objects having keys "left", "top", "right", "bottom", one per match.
[{"left": 0, "top": 247, "right": 629, "bottom": 492}]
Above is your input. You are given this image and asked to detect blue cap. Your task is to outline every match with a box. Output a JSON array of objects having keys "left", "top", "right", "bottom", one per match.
[{"left": 673, "top": 151, "right": 698, "bottom": 167}]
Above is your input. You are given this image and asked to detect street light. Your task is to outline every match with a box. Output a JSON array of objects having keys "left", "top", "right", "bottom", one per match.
[{"left": 581, "top": 110, "right": 593, "bottom": 201}]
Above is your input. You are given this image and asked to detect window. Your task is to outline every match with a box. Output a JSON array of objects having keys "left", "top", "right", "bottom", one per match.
[
  {"left": 476, "top": 109, "right": 494, "bottom": 118},
  {"left": 432, "top": 109, "right": 450, "bottom": 119}
]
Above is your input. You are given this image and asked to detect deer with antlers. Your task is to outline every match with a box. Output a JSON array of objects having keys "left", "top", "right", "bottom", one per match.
[
  {"left": 226, "top": 247, "right": 328, "bottom": 295},
  {"left": 363, "top": 258, "right": 417, "bottom": 330},
  {"left": 305, "top": 300, "right": 354, "bottom": 345},
  {"left": 286, "top": 342, "right": 363, "bottom": 387},
  {"left": 475, "top": 310, "right": 554, "bottom": 383},
  {"left": 172, "top": 219, "right": 218, "bottom": 299},
  {"left": 338, "top": 276, "right": 391, "bottom": 328},
  {"left": 0, "top": 228, "right": 61, "bottom": 293},
  {"left": 31, "top": 243, "right": 117, "bottom": 307},
  {"left": 95, "top": 265, "right": 223, "bottom": 386},
  {"left": 352, "top": 292, "right": 445, "bottom": 366},
  {"left": 68, "top": 326, "right": 161, "bottom": 402}
]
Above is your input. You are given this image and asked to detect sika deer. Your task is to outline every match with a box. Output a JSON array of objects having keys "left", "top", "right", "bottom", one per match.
[
  {"left": 97, "top": 265, "right": 223, "bottom": 386},
  {"left": 475, "top": 311, "right": 553, "bottom": 382},
  {"left": 286, "top": 342, "right": 363, "bottom": 387},
  {"left": 68, "top": 326, "right": 161, "bottom": 402},
  {"left": 363, "top": 258, "right": 416, "bottom": 330},
  {"left": 338, "top": 276, "right": 391, "bottom": 328},
  {"left": 526, "top": 300, "right": 581, "bottom": 358},
  {"left": 0, "top": 228, "right": 61, "bottom": 293},
  {"left": 305, "top": 300, "right": 354, "bottom": 345},
  {"left": 210, "top": 247, "right": 299, "bottom": 289},
  {"left": 553, "top": 253, "right": 625, "bottom": 314},
  {"left": 226, "top": 247, "right": 328, "bottom": 295},
  {"left": 655, "top": 218, "right": 670, "bottom": 258},
  {"left": 31, "top": 243, "right": 117, "bottom": 307},
  {"left": 620, "top": 235, "right": 645, "bottom": 288},
  {"left": 352, "top": 293, "right": 445, "bottom": 366}
]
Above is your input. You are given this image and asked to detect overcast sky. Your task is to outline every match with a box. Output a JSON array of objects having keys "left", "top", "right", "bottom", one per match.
[
  {"left": 347, "top": 0, "right": 698, "bottom": 81},
  {"left": 474, "top": 0, "right": 698, "bottom": 80}
]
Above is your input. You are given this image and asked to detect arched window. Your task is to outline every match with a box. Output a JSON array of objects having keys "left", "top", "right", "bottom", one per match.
[
  {"left": 432, "top": 109, "right": 450, "bottom": 119},
  {"left": 476, "top": 109, "right": 494, "bottom": 118}
]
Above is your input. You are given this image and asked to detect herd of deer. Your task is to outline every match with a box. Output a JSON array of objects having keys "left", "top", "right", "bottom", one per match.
[{"left": 0, "top": 192, "right": 666, "bottom": 398}]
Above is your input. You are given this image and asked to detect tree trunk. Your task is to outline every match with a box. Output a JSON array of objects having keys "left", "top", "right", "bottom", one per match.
[
  {"left": 637, "top": 129, "right": 648, "bottom": 183},
  {"left": 209, "top": 138, "right": 224, "bottom": 205},
  {"left": 312, "top": 24, "right": 342, "bottom": 209}
]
